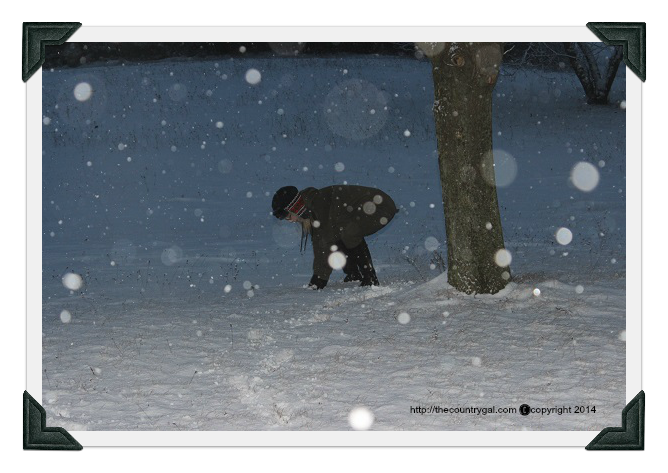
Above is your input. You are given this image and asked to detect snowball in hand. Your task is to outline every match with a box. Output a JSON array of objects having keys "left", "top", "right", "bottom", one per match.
[
  {"left": 62, "top": 272, "right": 83, "bottom": 290},
  {"left": 348, "top": 406, "right": 374, "bottom": 430}
]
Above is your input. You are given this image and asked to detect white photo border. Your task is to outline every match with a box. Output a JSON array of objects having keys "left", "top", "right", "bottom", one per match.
[{"left": 27, "top": 25, "right": 641, "bottom": 447}]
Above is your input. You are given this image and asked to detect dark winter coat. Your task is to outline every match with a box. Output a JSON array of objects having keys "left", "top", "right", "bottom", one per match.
[{"left": 300, "top": 185, "right": 397, "bottom": 280}]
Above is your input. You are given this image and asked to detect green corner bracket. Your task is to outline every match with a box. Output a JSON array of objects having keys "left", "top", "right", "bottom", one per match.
[
  {"left": 587, "top": 22, "right": 646, "bottom": 81},
  {"left": 23, "top": 391, "right": 82, "bottom": 450},
  {"left": 586, "top": 390, "right": 644, "bottom": 450},
  {"left": 22, "top": 22, "right": 81, "bottom": 82}
]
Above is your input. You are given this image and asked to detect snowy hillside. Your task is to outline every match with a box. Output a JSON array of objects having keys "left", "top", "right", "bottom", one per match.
[{"left": 41, "top": 53, "right": 626, "bottom": 431}]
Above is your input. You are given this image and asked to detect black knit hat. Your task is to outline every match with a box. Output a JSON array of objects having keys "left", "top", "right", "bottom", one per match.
[{"left": 272, "top": 186, "right": 307, "bottom": 219}]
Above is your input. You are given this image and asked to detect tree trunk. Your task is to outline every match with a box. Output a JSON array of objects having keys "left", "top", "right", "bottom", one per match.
[
  {"left": 564, "top": 42, "right": 624, "bottom": 105},
  {"left": 430, "top": 42, "right": 509, "bottom": 294}
]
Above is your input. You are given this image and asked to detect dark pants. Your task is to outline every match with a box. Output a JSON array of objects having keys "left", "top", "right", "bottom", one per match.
[{"left": 338, "top": 239, "right": 379, "bottom": 286}]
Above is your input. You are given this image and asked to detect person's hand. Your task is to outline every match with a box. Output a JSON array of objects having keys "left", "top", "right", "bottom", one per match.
[{"left": 308, "top": 275, "right": 327, "bottom": 290}]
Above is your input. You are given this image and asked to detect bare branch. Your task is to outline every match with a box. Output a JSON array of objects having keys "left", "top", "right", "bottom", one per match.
[
  {"left": 540, "top": 42, "right": 577, "bottom": 59},
  {"left": 603, "top": 45, "right": 624, "bottom": 95},
  {"left": 577, "top": 42, "right": 601, "bottom": 82}
]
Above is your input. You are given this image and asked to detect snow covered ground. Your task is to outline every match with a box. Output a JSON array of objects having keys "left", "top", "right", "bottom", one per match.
[{"left": 41, "top": 52, "right": 626, "bottom": 431}]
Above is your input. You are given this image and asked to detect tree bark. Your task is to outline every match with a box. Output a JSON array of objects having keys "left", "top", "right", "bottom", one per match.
[
  {"left": 430, "top": 42, "right": 509, "bottom": 294},
  {"left": 564, "top": 42, "right": 623, "bottom": 104},
  {"left": 602, "top": 45, "right": 624, "bottom": 100}
]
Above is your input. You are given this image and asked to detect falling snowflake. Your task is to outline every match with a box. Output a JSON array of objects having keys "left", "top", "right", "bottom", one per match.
[
  {"left": 348, "top": 407, "right": 374, "bottom": 430},
  {"left": 424, "top": 237, "right": 440, "bottom": 252},
  {"left": 555, "top": 227, "right": 573, "bottom": 245},
  {"left": 60, "top": 310, "right": 72, "bottom": 324},
  {"left": 494, "top": 249, "right": 512, "bottom": 267},
  {"left": 62, "top": 273, "right": 83, "bottom": 291},
  {"left": 245, "top": 69, "right": 262, "bottom": 85},
  {"left": 328, "top": 251, "right": 346, "bottom": 270},
  {"left": 571, "top": 162, "right": 600, "bottom": 192},
  {"left": 218, "top": 159, "right": 233, "bottom": 174},
  {"left": 362, "top": 202, "right": 377, "bottom": 215},
  {"left": 483, "top": 149, "right": 518, "bottom": 188},
  {"left": 74, "top": 82, "right": 93, "bottom": 101}
]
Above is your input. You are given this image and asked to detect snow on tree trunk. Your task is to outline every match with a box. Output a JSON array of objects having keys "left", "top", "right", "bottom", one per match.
[
  {"left": 564, "top": 42, "right": 624, "bottom": 105},
  {"left": 427, "top": 42, "right": 509, "bottom": 294}
]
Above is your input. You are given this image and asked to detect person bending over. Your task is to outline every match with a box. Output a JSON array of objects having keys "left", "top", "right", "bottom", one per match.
[{"left": 272, "top": 184, "right": 397, "bottom": 290}]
